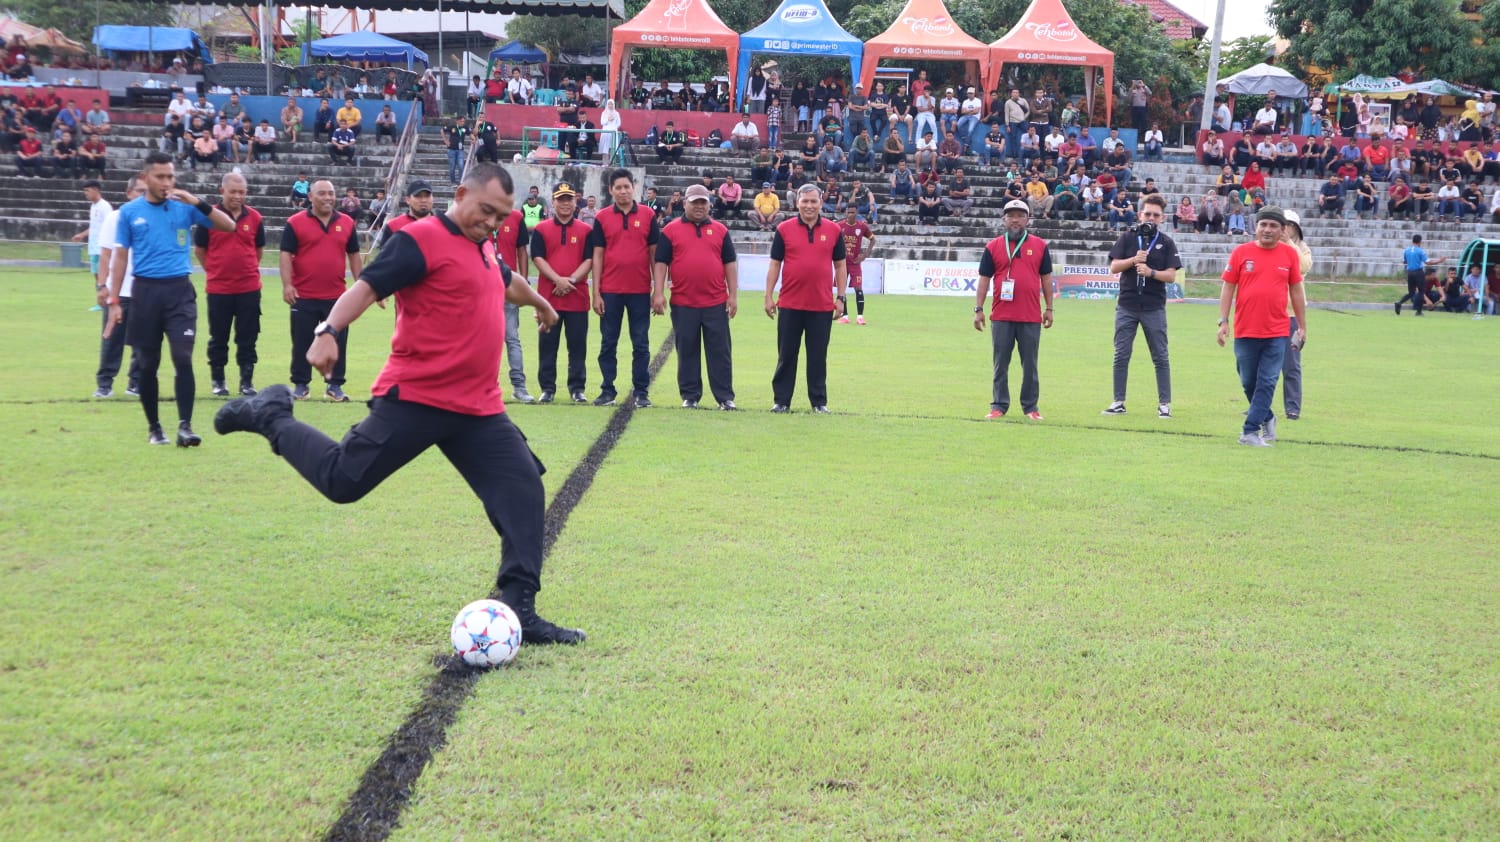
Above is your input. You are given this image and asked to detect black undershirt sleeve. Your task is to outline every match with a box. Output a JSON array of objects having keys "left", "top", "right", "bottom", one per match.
[{"left": 359, "top": 231, "right": 427, "bottom": 299}]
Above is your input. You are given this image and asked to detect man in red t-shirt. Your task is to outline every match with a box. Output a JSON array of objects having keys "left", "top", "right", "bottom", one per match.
[
  {"left": 974, "top": 199, "right": 1054, "bottom": 421},
  {"left": 764, "top": 183, "right": 847, "bottom": 413},
  {"left": 278, "top": 179, "right": 362, "bottom": 401},
  {"left": 530, "top": 183, "right": 594, "bottom": 403},
  {"left": 193, "top": 172, "right": 266, "bottom": 397},
  {"left": 377, "top": 179, "right": 434, "bottom": 247},
  {"left": 836, "top": 205, "right": 873, "bottom": 326},
  {"left": 14, "top": 126, "right": 42, "bottom": 177},
  {"left": 587, "top": 168, "right": 660, "bottom": 407},
  {"left": 214, "top": 163, "right": 582, "bottom": 646},
  {"left": 652, "top": 184, "right": 738, "bottom": 410},
  {"left": 1217, "top": 206, "right": 1307, "bottom": 447}
]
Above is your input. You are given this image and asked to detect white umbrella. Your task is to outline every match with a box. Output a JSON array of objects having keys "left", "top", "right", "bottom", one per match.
[{"left": 1218, "top": 63, "right": 1309, "bottom": 99}]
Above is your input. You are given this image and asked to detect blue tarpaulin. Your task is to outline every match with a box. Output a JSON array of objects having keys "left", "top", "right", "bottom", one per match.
[
  {"left": 736, "top": 0, "right": 862, "bottom": 109},
  {"left": 92, "top": 26, "right": 212, "bottom": 65},
  {"left": 308, "top": 32, "right": 428, "bottom": 69},
  {"left": 489, "top": 41, "right": 547, "bottom": 63}
]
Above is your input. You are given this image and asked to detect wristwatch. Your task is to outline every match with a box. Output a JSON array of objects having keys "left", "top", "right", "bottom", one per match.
[
  {"left": 1217, "top": 317, "right": 1229, "bottom": 326},
  {"left": 314, "top": 321, "right": 340, "bottom": 339},
  {"left": 973, "top": 306, "right": 984, "bottom": 313}
]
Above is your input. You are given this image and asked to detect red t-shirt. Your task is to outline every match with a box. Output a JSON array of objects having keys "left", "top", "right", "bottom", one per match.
[
  {"left": 386, "top": 213, "right": 418, "bottom": 237},
  {"left": 1366, "top": 145, "right": 1391, "bottom": 166},
  {"left": 770, "top": 216, "right": 846, "bottom": 311},
  {"left": 529, "top": 216, "right": 592, "bottom": 312},
  {"left": 655, "top": 217, "right": 735, "bottom": 308},
  {"left": 280, "top": 210, "right": 358, "bottom": 300},
  {"left": 586, "top": 201, "right": 659, "bottom": 294},
  {"left": 362, "top": 215, "right": 510, "bottom": 415},
  {"left": 194, "top": 205, "right": 265, "bottom": 295},
  {"left": 1221, "top": 240, "right": 1303, "bottom": 339},
  {"left": 978, "top": 232, "right": 1054, "bottom": 323},
  {"left": 18, "top": 138, "right": 40, "bottom": 155}
]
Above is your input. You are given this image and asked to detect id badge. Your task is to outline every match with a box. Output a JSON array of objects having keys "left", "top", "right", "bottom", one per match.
[{"left": 1000, "top": 278, "right": 1016, "bottom": 301}]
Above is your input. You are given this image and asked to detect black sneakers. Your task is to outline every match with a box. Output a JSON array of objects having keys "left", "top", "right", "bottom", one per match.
[
  {"left": 570, "top": 391, "right": 588, "bottom": 404},
  {"left": 538, "top": 390, "right": 555, "bottom": 404},
  {"left": 214, "top": 384, "right": 294, "bottom": 436},
  {"left": 238, "top": 381, "right": 257, "bottom": 397},
  {"left": 500, "top": 585, "right": 586, "bottom": 646},
  {"left": 292, "top": 384, "right": 311, "bottom": 400},
  {"left": 176, "top": 423, "right": 202, "bottom": 448},
  {"left": 634, "top": 394, "right": 652, "bottom": 409},
  {"left": 326, "top": 385, "right": 350, "bottom": 402},
  {"left": 148, "top": 425, "right": 169, "bottom": 445},
  {"left": 771, "top": 404, "right": 790, "bottom": 413},
  {"left": 211, "top": 380, "right": 230, "bottom": 397},
  {"left": 593, "top": 392, "right": 616, "bottom": 407}
]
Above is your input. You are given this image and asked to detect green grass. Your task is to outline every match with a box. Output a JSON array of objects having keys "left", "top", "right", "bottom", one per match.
[{"left": 2, "top": 268, "right": 1497, "bottom": 839}]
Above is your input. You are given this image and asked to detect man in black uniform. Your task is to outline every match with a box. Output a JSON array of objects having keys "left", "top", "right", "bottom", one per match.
[{"left": 1102, "top": 193, "right": 1183, "bottom": 419}]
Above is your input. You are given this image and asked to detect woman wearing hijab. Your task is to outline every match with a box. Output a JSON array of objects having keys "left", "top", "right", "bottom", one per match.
[{"left": 599, "top": 99, "right": 621, "bottom": 160}]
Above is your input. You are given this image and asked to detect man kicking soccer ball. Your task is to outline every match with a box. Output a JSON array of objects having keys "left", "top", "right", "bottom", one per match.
[{"left": 215, "top": 164, "right": 584, "bottom": 644}]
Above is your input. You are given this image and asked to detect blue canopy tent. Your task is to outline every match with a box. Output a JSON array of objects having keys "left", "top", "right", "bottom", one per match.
[
  {"left": 92, "top": 25, "right": 212, "bottom": 65},
  {"left": 489, "top": 41, "right": 547, "bottom": 64},
  {"left": 307, "top": 32, "right": 429, "bottom": 70},
  {"left": 735, "top": 0, "right": 862, "bottom": 110}
]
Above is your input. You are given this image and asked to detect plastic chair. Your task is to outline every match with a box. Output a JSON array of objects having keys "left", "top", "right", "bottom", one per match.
[{"left": 533, "top": 89, "right": 556, "bottom": 106}]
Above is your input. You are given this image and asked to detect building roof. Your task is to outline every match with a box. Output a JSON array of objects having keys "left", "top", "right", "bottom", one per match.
[{"left": 1123, "top": 0, "right": 1208, "bottom": 41}]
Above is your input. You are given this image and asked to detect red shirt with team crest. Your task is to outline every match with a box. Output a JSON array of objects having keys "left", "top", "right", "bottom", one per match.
[
  {"left": 769, "top": 216, "right": 846, "bottom": 311},
  {"left": 586, "top": 201, "right": 659, "bottom": 294},
  {"left": 529, "top": 215, "right": 592, "bottom": 311},
  {"left": 193, "top": 205, "right": 265, "bottom": 294},
  {"left": 279, "top": 210, "right": 359, "bottom": 300}
]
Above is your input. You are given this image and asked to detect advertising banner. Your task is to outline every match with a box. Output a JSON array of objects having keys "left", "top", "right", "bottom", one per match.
[{"left": 883, "top": 258, "right": 1184, "bottom": 301}]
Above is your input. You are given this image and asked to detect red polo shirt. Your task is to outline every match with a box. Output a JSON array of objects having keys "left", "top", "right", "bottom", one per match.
[
  {"left": 1222, "top": 240, "right": 1303, "bottom": 339},
  {"left": 361, "top": 214, "right": 511, "bottom": 415},
  {"left": 655, "top": 216, "right": 736, "bottom": 308},
  {"left": 529, "top": 215, "right": 592, "bottom": 312},
  {"left": 586, "top": 201, "right": 659, "bottom": 294},
  {"left": 193, "top": 205, "right": 265, "bottom": 295},
  {"left": 279, "top": 210, "right": 359, "bottom": 300},
  {"left": 978, "top": 231, "right": 1054, "bottom": 324},
  {"left": 386, "top": 213, "right": 419, "bottom": 237},
  {"left": 769, "top": 215, "right": 846, "bottom": 311},
  {"left": 491, "top": 209, "right": 528, "bottom": 276}
]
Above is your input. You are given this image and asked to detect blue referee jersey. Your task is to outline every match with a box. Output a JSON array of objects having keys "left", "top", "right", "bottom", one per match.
[
  {"left": 1403, "top": 246, "right": 1428, "bottom": 272},
  {"left": 115, "top": 197, "right": 210, "bottom": 279}
]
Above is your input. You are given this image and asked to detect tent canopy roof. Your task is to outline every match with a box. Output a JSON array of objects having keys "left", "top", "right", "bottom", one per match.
[
  {"left": 489, "top": 41, "right": 547, "bottom": 63},
  {"left": 309, "top": 32, "right": 428, "bottom": 65},
  {"left": 92, "top": 25, "right": 212, "bottom": 64},
  {"left": 863, "top": 0, "right": 987, "bottom": 52},
  {"left": 1218, "top": 62, "right": 1308, "bottom": 98},
  {"left": 611, "top": 0, "right": 740, "bottom": 100},
  {"left": 989, "top": 0, "right": 1113, "bottom": 65},
  {"left": 741, "top": 0, "right": 863, "bottom": 52}
]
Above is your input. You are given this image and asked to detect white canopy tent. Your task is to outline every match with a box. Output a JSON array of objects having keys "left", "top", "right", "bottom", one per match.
[{"left": 1218, "top": 63, "right": 1309, "bottom": 99}]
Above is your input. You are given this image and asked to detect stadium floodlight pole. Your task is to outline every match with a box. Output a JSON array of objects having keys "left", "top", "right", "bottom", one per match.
[
  {"left": 263, "top": 0, "right": 275, "bottom": 97},
  {"left": 1200, "top": 0, "right": 1228, "bottom": 132}
]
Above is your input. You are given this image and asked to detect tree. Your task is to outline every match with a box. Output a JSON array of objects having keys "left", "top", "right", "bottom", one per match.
[
  {"left": 1270, "top": 0, "right": 1490, "bottom": 83},
  {"left": 1193, "top": 36, "right": 1278, "bottom": 82},
  {"left": 0, "top": 0, "right": 173, "bottom": 46}
]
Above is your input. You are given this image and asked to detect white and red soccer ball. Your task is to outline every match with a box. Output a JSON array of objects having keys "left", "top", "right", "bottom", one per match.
[{"left": 450, "top": 599, "right": 523, "bottom": 667}]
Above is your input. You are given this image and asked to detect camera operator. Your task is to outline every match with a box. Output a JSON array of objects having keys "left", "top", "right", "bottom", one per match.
[
  {"left": 1102, "top": 193, "right": 1181, "bottom": 419},
  {"left": 1129, "top": 79, "right": 1152, "bottom": 140}
]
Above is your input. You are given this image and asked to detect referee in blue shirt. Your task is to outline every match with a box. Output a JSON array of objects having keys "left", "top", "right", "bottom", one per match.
[
  {"left": 1395, "top": 233, "right": 1446, "bottom": 316},
  {"left": 105, "top": 151, "right": 235, "bottom": 446}
]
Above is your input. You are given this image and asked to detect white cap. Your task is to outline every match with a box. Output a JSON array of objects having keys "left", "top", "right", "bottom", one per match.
[{"left": 1003, "top": 199, "right": 1030, "bottom": 214}]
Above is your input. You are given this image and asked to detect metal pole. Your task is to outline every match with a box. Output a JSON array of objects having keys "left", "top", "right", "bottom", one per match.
[
  {"left": 264, "top": 0, "right": 275, "bottom": 96},
  {"left": 437, "top": 0, "right": 444, "bottom": 115},
  {"left": 1199, "top": 0, "right": 1227, "bottom": 132}
]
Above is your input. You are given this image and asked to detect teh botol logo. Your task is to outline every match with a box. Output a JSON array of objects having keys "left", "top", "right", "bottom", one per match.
[
  {"left": 1025, "top": 21, "right": 1079, "bottom": 42},
  {"left": 902, "top": 15, "right": 955, "bottom": 36}
]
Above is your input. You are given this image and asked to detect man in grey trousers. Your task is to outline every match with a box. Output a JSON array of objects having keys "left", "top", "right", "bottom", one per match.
[{"left": 1102, "top": 193, "right": 1182, "bottom": 419}]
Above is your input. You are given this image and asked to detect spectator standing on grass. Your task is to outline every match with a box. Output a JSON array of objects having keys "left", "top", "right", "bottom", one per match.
[
  {"left": 1217, "top": 207, "right": 1307, "bottom": 448},
  {"left": 974, "top": 199, "right": 1054, "bottom": 421},
  {"left": 72, "top": 180, "right": 112, "bottom": 292},
  {"left": 837, "top": 205, "right": 873, "bottom": 326},
  {"left": 1103, "top": 193, "right": 1181, "bottom": 419},
  {"left": 103, "top": 151, "right": 236, "bottom": 446},
  {"left": 588, "top": 168, "right": 661, "bottom": 408},
  {"left": 764, "top": 183, "right": 848, "bottom": 414},
  {"left": 279, "top": 179, "right": 363, "bottom": 402},
  {"left": 1396, "top": 233, "right": 1445, "bottom": 315},
  {"left": 530, "top": 183, "right": 593, "bottom": 404},
  {"left": 213, "top": 164, "right": 583, "bottom": 646},
  {"left": 492, "top": 197, "right": 535, "bottom": 404},
  {"left": 94, "top": 176, "right": 144, "bottom": 399},
  {"left": 1279, "top": 211, "right": 1313, "bottom": 419},
  {"left": 652, "top": 183, "right": 738, "bottom": 410},
  {"left": 194, "top": 172, "right": 265, "bottom": 398}
]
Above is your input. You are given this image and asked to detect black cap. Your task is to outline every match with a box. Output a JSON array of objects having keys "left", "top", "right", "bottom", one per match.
[{"left": 406, "top": 179, "right": 433, "bottom": 197}]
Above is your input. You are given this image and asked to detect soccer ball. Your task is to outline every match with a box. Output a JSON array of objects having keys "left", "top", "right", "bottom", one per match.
[{"left": 450, "top": 599, "right": 523, "bottom": 667}]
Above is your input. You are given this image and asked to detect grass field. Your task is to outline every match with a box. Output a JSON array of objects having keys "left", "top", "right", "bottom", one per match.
[{"left": 2, "top": 266, "right": 1497, "bottom": 840}]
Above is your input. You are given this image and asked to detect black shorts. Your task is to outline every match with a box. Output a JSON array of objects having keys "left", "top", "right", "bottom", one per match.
[{"left": 127, "top": 275, "right": 197, "bottom": 347}]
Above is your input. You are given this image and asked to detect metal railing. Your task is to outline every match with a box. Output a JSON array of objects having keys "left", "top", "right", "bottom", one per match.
[{"left": 366, "top": 102, "right": 424, "bottom": 256}]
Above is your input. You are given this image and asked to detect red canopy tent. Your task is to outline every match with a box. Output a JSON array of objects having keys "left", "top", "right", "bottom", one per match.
[
  {"left": 857, "top": 0, "right": 988, "bottom": 94},
  {"left": 987, "top": 0, "right": 1115, "bottom": 123},
  {"left": 609, "top": 0, "right": 739, "bottom": 103}
]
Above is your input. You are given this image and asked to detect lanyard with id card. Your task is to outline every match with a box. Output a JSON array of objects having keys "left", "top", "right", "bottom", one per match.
[{"left": 1000, "top": 232, "right": 1027, "bottom": 301}]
